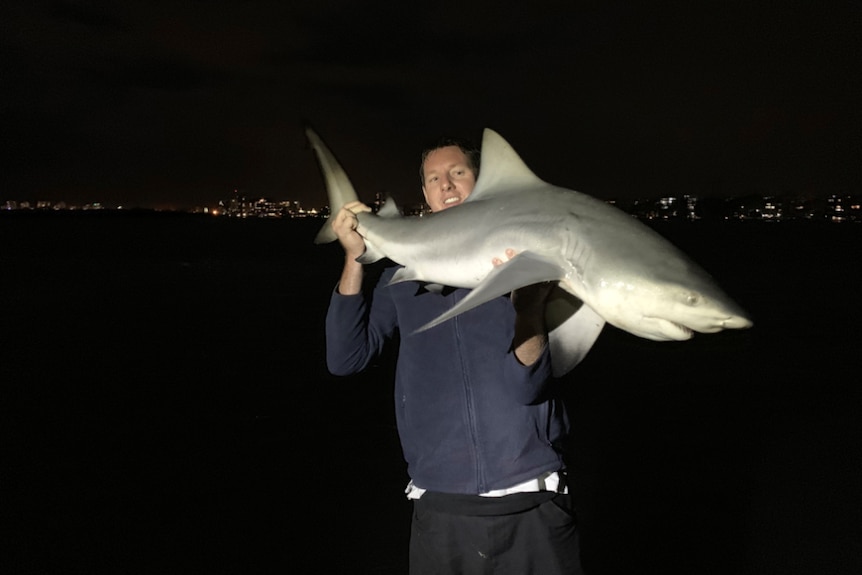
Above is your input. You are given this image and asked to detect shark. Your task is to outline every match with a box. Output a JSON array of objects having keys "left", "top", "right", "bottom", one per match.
[{"left": 309, "top": 128, "right": 752, "bottom": 377}]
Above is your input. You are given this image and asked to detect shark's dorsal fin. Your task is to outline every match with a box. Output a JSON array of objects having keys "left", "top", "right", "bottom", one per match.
[{"left": 466, "top": 129, "right": 546, "bottom": 202}]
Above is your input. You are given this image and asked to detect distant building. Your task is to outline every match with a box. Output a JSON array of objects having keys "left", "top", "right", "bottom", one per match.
[
  {"left": 218, "top": 189, "right": 327, "bottom": 218},
  {"left": 1, "top": 190, "right": 857, "bottom": 223}
]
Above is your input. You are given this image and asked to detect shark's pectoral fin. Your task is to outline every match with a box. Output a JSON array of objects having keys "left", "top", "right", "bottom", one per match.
[
  {"left": 414, "top": 252, "right": 566, "bottom": 333},
  {"left": 545, "top": 290, "right": 605, "bottom": 377}
]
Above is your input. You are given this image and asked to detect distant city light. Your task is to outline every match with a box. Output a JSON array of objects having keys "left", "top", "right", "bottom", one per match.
[{"left": 0, "top": 193, "right": 859, "bottom": 223}]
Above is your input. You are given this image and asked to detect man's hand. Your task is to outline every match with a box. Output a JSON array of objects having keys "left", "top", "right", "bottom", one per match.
[
  {"left": 333, "top": 201, "right": 372, "bottom": 296},
  {"left": 491, "top": 248, "right": 554, "bottom": 365},
  {"left": 332, "top": 201, "right": 372, "bottom": 261},
  {"left": 491, "top": 249, "right": 555, "bottom": 310}
]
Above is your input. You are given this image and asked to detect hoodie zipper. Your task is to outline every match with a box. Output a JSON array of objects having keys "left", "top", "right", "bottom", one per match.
[{"left": 453, "top": 300, "right": 484, "bottom": 493}]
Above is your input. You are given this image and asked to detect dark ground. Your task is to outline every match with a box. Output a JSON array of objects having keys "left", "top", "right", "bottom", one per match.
[{"left": 3, "top": 212, "right": 860, "bottom": 574}]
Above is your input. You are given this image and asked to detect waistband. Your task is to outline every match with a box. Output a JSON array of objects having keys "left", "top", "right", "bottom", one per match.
[{"left": 405, "top": 470, "right": 567, "bottom": 500}]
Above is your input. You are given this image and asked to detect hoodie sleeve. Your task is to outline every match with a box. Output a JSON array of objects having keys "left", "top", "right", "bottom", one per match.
[
  {"left": 501, "top": 342, "right": 555, "bottom": 405},
  {"left": 324, "top": 267, "right": 398, "bottom": 376}
]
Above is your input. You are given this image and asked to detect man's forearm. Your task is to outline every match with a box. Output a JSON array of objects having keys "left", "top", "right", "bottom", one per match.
[
  {"left": 337, "top": 257, "right": 364, "bottom": 295},
  {"left": 512, "top": 309, "right": 548, "bottom": 366}
]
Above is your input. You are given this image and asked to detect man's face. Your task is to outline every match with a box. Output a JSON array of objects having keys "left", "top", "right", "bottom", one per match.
[{"left": 422, "top": 146, "right": 476, "bottom": 212}]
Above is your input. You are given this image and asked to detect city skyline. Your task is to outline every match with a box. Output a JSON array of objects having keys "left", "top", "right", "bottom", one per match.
[{"left": 4, "top": 190, "right": 859, "bottom": 224}]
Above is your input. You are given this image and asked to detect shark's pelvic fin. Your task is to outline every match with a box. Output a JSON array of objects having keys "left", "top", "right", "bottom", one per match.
[
  {"left": 389, "top": 267, "right": 421, "bottom": 284},
  {"left": 389, "top": 269, "right": 444, "bottom": 293}
]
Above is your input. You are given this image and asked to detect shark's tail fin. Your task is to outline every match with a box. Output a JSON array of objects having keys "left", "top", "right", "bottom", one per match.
[{"left": 306, "top": 128, "right": 360, "bottom": 244}]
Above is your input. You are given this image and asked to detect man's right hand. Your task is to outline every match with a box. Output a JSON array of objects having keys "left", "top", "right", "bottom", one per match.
[
  {"left": 332, "top": 201, "right": 372, "bottom": 296},
  {"left": 332, "top": 201, "right": 372, "bottom": 261}
]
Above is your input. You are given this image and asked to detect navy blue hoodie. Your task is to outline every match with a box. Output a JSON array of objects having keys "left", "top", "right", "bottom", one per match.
[{"left": 326, "top": 265, "right": 568, "bottom": 495}]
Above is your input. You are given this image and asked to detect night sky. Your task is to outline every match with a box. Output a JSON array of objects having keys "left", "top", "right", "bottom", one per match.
[{"left": 2, "top": 1, "right": 859, "bottom": 210}]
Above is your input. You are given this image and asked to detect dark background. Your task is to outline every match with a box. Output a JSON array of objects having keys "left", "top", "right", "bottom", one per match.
[
  {"left": 2, "top": 2, "right": 859, "bottom": 210},
  {"left": 4, "top": 213, "right": 861, "bottom": 574}
]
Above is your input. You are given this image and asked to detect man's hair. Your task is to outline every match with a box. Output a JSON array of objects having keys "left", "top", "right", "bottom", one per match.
[{"left": 419, "top": 137, "right": 481, "bottom": 186}]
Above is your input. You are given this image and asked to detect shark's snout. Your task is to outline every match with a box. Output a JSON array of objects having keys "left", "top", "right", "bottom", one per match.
[
  {"left": 681, "top": 311, "right": 753, "bottom": 334},
  {"left": 722, "top": 315, "right": 754, "bottom": 330}
]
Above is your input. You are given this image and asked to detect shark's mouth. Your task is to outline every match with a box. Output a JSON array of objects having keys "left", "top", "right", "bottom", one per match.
[
  {"left": 676, "top": 324, "right": 694, "bottom": 338},
  {"left": 651, "top": 318, "right": 694, "bottom": 340}
]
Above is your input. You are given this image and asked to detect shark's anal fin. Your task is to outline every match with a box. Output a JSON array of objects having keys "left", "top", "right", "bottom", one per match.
[
  {"left": 412, "top": 251, "right": 565, "bottom": 333},
  {"left": 356, "top": 239, "right": 386, "bottom": 264},
  {"left": 545, "top": 290, "right": 605, "bottom": 377}
]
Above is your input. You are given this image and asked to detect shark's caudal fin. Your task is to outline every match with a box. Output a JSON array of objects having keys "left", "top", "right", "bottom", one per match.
[
  {"left": 306, "top": 128, "right": 360, "bottom": 244},
  {"left": 467, "top": 129, "right": 547, "bottom": 202}
]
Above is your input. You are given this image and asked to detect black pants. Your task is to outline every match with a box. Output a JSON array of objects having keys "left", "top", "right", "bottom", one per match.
[{"left": 409, "top": 493, "right": 582, "bottom": 575}]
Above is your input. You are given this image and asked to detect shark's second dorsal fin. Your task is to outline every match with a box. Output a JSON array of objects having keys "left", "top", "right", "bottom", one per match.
[
  {"left": 377, "top": 195, "right": 401, "bottom": 218},
  {"left": 466, "top": 129, "right": 546, "bottom": 202}
]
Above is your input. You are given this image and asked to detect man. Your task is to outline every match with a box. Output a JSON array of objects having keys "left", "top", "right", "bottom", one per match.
[{"left": 325, "top": 137, "right": 582, "bottom": 574}]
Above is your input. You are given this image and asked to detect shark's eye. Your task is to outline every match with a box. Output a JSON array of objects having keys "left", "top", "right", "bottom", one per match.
[{"left": 686, "top": 294, "right": 700, "bottom": 305}]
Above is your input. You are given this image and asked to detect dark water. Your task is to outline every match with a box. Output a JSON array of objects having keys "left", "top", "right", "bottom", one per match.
[{"left": 3, "top": 212, "right": 860, "bottom": 574}]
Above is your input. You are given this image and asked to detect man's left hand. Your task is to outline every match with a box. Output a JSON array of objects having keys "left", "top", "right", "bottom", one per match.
[{"left": 491, "top": 248, "right": 556, "bottom": 311}]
